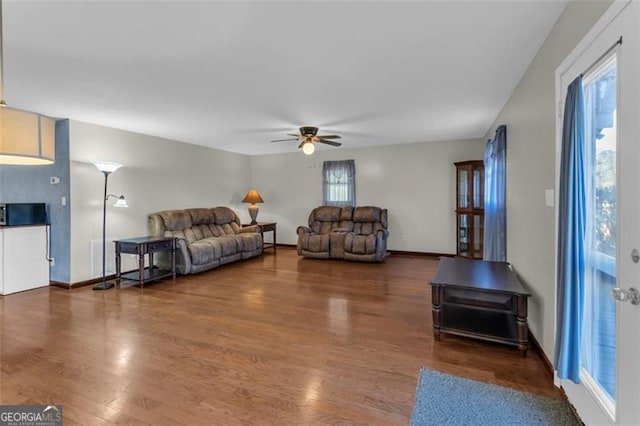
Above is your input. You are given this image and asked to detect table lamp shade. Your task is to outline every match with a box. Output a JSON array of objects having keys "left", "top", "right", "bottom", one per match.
[
  {"left": 242, "top": 190, "right": 264, "bottom": 204},
  {"left": 242, "top": 190, "right": 264, "bottom": 225}
]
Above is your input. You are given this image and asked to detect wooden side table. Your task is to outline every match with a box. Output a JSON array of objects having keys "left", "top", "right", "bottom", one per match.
[
  {"left": 114, "top": 236, "right": 176, "bottom": 288},
  {"left": 243, "top": 222, "right": 277, "bottom": 252}
]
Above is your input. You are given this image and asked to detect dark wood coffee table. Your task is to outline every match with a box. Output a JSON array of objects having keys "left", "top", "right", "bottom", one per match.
[{"left": 430, "top": 257, "right": 531, "bottom": 356}]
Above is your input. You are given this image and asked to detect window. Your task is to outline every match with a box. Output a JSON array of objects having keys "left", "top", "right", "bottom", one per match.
[
  {"left": 322, "top": 160, "right": 355, "bottom": 207},
  {"left": 582, "top": 54, "right": 617, "bottom": 402}
]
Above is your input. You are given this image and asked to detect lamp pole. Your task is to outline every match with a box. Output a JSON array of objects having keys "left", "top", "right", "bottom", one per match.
[
  {"left": 92, "top": 160, "right": 124, "bottom": 291},
  {"left": 94, "top": 170, "right": 114, "bottom": 290}
]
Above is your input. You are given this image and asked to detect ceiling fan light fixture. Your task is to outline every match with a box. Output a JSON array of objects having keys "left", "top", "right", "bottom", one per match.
[{"left": 302, "top": 141, "right": 315, "bottom": 155}]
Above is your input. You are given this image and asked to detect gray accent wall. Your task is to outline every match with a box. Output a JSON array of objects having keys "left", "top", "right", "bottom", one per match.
[{"left": 0, "top": 119, "right": 71, "bottom": 283}]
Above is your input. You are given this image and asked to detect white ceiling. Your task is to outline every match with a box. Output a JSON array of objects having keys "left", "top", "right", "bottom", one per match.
[{"left": 4, "top": 0, "right": 567, "bottom": 155}]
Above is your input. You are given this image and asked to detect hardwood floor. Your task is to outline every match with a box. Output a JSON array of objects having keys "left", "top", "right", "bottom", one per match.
[{"left": 0, "top": 247, "right": 562, "bottom": 425}]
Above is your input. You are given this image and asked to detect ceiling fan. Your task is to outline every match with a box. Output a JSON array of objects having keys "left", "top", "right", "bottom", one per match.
[{"left": 271, "top": 126, "right": 342, "bottom": 155}]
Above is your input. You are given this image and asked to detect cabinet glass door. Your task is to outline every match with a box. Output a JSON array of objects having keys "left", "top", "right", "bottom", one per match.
[
  {"left": 473, "top": 166, "right": 484, "bottom": 209},
  {"left": 458, "top": 167, "right": 469, "bottom": 209},
  {"left": 455, "top": 160, "right": 484, "bottom": 259},
  {"left": 458, "top": 213, "right": 470, "bottom": 256},
  {"left": 473, "top": 214, "right": 483, "bottom": 259}
]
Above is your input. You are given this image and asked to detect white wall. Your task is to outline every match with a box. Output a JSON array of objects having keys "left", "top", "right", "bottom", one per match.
[
  {"left": 69, "top": 120, "right": 251, "bottom": 283},
  {"left": 485, "top": 0, "right": 612, "bottom": 357},
  {"left": 250, "top": 139, "right": 484, "bottom": 253}
]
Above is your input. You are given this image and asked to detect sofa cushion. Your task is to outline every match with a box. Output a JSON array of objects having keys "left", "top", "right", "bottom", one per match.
[
  {"left": 159, "top": 210, "right": 192, "bottom": 231},
  {"left": 222, "top": 222, "right": 240, "bottom": 235},
  {"left": 353, "top": 206, "right": 381, "bottom": 222},
  {"left": 313, "top": 221, "right": 340, "bottom": 234},
  {"left": 188, "top": 241, "right": 219, "bottom": 265},
  {"left": 185, "top": 224, "right": 215, "bottom": 240},
  {"left": 352, "top": 207, "right": 386, "bottom": 235},
  {"left": 213, "top": 207, "right": 237, "bottom": 225},
  {"left": 340, "top": 206, "right": 354, "bottom": 220},
  {"left": 188, "top": 208, "right": 215, "bottom": 225},
  {"left": 197, "top": 224, "right": 214, "bottom": 238},
  {"left": 216, "top": 235, "right": 242, "bottom": 256},
  {"left": 208, "top": 224, "right": 223, "bottom": 237},
  {"left": 238, "top": 233, "right": 261, "bottom": 252},
  {"left": 183, "top": 228, "right": 199, "bottom": 244},
  {"left": 300, "top": 233, "right": 330, "bottom": 253},
  {"left": 345, "top": 233, "right": 377, "bottom": 255},
  {"left": 353, "top": 222, "right": 386, "bottom": 235},
  {"left": 312, "top": 206, "right": 342, "bottom": 223}
]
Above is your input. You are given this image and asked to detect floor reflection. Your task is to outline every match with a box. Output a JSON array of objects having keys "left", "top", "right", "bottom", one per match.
[{"left": 328, "top": 297, "right": 350, "bottom": 337}]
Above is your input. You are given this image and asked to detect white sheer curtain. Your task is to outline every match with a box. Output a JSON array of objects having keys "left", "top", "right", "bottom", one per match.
[{"left": 322, "top": 160, "right": 356, "bottom": 207}]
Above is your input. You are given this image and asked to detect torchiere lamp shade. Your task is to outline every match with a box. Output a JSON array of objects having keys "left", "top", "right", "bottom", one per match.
[{"left": 242, "top": 190, "right": 264, "bottom": 225}]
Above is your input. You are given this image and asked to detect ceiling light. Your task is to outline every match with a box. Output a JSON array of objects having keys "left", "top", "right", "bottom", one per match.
[
  {"left": 0, "top": 0, "right": 56, "bottom": 165},
  {"left": 302, "top": 142, "right": 315, "bottom": 155}
]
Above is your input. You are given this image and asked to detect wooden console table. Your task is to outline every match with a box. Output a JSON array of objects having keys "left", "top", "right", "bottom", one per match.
[
  {"left": 115, "top": 236, "right": 176, "bottom": 288},
  {"left": 430, "top": 257, "right": 531, "bottom": 356}
]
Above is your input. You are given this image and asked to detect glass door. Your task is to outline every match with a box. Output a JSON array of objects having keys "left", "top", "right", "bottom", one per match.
[
  {"left": 581, "top": 50, "right": 617, "bottom": 412},
  {"left": 557, "top": 2, "right": 640, "bottom": 423}
]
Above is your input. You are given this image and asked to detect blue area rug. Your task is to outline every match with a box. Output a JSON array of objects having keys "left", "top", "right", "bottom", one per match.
[{"left": 411, "top": 368, "right": 579, "bottom": 425}]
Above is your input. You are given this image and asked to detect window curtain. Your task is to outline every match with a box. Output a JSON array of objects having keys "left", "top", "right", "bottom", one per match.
[
  {"left": 323, "top": 160, "right": 356, "bottom": 207},
  {"left": 554, "top": 75, "right": 587, "bottom": 383},
  {"left": 483, "top": 125, "right": 507, "bottom": 262}
]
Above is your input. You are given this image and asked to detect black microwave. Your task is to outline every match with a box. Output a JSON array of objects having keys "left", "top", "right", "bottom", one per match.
[{"left": 0, "top": 203, "right": 47, "bottom": 226}]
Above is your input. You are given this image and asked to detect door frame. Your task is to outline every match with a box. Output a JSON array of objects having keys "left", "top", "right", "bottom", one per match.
[{"left": 554, "top": 0, "right": 637, "bottom": 424}]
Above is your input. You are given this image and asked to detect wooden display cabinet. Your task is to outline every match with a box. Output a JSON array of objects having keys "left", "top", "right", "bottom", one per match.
[{"left": 455, "top": 160, "right": 484, "bottom": 259}]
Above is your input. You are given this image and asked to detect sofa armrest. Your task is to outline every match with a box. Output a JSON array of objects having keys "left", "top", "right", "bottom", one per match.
[
  {"left": 240, "top": 225, "right": 259, "bottom": 234},
  {"left": 175, "top": 238, "right": 192, "bottom": 274},
  {"left": 157, "top": 237, "right": 191, "bottom": 274},
  {"left": 297, "top": 226, "right": 313, "bottom": 235},
  {"left": 375, "top": 230, "right": 389, "bottom": 262}
]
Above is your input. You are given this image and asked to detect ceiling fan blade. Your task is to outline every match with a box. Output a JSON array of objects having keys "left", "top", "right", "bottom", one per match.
[
  {"left": 298, "top": 141, "right": 306, "bottom": 149},
  {"left": 317, "top": 135, "right": 342, "bottom": 139},
  {"left": 287, "top": 133, "right": 301, "bottom": 137},
  {"left": 318, "top": 139, "right": 342, "bottom": 147},
  {"left": 271, "top": 138, "right": 299, "bottom": 143}
]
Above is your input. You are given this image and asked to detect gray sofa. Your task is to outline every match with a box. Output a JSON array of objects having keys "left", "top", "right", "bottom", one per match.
[
  {"left": 297, "top": 205, "right": 389, "bottom": 262},
  {"left": 148, "top": 207, "right": 262, "bottom": 274}
]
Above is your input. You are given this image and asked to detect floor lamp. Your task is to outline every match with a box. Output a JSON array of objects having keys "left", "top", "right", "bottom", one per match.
[{"left": 93, "top": 161, "right": 128, "bottom": 291}]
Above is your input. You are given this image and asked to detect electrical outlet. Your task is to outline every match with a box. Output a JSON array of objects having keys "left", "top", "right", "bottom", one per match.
[{"left": 50, "top": 257, "right": 55, "bottom": 267}]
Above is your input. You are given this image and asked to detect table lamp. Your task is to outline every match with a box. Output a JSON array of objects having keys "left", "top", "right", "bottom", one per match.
[{"left": 242, "top": 190, "right": 264, "bottom": 225}]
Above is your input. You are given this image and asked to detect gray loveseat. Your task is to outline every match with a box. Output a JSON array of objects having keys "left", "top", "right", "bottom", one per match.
[
  {"left": 148, "top": 207, "right": 262, "bottom": 274},
  {"left": 297, "top": 205, "right": 389, "bottom": 262}
]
